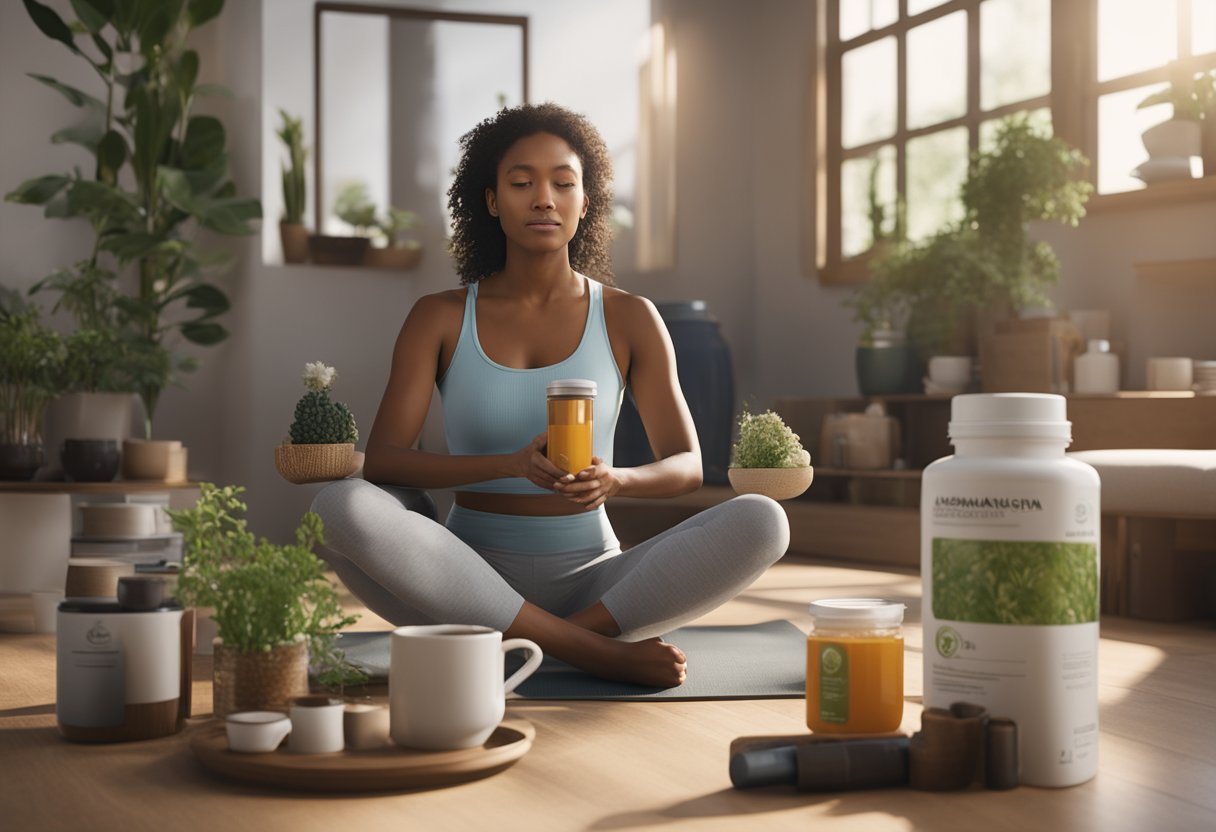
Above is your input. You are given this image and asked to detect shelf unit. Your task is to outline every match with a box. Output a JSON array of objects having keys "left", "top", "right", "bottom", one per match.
[{"left": 608, "top": 393, "right": 1216, "bottom": 572}]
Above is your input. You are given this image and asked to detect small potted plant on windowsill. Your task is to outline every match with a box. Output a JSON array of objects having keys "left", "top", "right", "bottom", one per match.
[
  {"left": 277, "top": 109, "right": 310, "bottom": 263},
  {"left": 727, "top": 408, "right": 813, "bottom": 501},
  {"left": 309, "top": 181, "right": 375, "bottom": 266},
  {"left": 364, "top": 206, "right": 423, "bottom": 270},
  {"left": 1135, "top": 64, "right": 1215, "bottom": 183},
  {"left": 275, "top": 361, "right": 362, "bottom": 484}
]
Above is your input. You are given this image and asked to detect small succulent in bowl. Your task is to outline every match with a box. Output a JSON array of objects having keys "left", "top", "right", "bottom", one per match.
[
  {"left": 276, "top": 362, "right": 361, "bottom": 484},
  {"left": 290, "top": 361, "right": 358, "bottom": 445},
  {"left": 728, "top": 409, "right": 813, "bottom": 501}
]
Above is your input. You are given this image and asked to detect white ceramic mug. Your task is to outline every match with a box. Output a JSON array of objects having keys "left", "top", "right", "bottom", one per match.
[
  {"left": 390, "top": 624, "right": 543, "bottom": 751},
  {"left": 288, "top": 696, "right": 345, "bottom": 754},
  {"left": 1146, "top": 357, "right": 1193, "bottom": 391}
]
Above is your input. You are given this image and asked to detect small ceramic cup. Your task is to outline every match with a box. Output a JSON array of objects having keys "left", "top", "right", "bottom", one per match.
[
  {"left": 225, "top": 711, "right": 292, "bottom": 753},
  {"left": 344, "top": 701, "right": 390, "bottom": 751},
  {"left": 288, "top": 695, "right": 345, "bottom": 754},
  {"left": 928, "top": 356, "right": 973, "bottom": 388}
]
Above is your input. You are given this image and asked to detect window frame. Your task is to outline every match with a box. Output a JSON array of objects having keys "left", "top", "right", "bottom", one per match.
[{"left": 814, "top": 0, "right": 1216, "bottom": 285}]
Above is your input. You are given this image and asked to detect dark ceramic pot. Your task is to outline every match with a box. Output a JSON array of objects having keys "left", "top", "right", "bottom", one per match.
[
  {"left": 62, "top": 438, "right": 121, "bottom": 482},
  {"left": 856, "top": 344, "right": 919, "bottom": 395},
  {"left": 0, "top": 443, "right": 44, "bottom": 481}
]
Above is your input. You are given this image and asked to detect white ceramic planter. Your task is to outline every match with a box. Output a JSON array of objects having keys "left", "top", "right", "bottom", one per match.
[
  {"left": 42, "top": 393, "right": 135, "bottom": 473},
  {"left": 1141, "top": 119, "right": 1201, "bottom": 158}
]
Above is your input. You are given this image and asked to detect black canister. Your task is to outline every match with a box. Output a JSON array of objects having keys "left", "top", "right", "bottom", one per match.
[{"left": 614, "top": 300, "right": 734, "bottom": 485}]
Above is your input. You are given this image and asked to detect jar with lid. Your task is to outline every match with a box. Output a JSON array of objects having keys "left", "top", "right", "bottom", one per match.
[
  {"left": 546, "top": 379, "right": 596, "bottom": 475},
  {"left": 805, "top": 598, "right": 905, "bottom": 734}
]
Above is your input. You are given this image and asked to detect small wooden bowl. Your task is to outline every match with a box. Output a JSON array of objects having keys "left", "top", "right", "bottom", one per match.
[{"left": 727, "top": 466, "right": 814, "bottom": 501}]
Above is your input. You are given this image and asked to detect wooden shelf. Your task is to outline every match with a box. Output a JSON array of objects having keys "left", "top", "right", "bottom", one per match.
[
  {"left": 0, "top": 481, "right": 200, "bottom": 494},
  {"left": 1134, "top": 258, "right": 1216, "bottom": 280},
  {"left": 815, "top": 467, "right": 922, "bottom": 479}
]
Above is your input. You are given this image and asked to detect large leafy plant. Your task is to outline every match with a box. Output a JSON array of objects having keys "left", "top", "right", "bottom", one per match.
[
  {"left": 860, "top": 116, "right": 1092, "bottom": 357},
  {"left": 5, "top": 0, "right": 261, "bottom": 438},
  {"left": 167, "top": 483, "right": 358, "bottom": 658}
]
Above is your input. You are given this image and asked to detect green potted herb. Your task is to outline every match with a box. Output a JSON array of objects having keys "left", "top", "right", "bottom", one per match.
[
  {"left": 309, "top": 181, "right": 375, "bottom": 266},
  {"left": 277, "top": 109, "right": 310, "bottom": 263},
  {"left": 6, "top": 0, "right": 260, "bottom": 443},
  {"left": 365, "top": 206, "right": 423, "bottom": 270},
  {"left": 275, "top": 361, "right": 362, "bottom": 484},
  {"left": 0, "top": 299, "right": 65, "bottom": 480},
  {"left": 727, "top": 408, "right": 813, "bottom": 501},
  {"left": 167, "top": 483, "right": 361, "bottom": 717}
]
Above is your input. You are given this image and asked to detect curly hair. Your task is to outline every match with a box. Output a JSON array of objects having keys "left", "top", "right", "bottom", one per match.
[{"left": 447, "top": 103, "right": 615, "bottom": 285}]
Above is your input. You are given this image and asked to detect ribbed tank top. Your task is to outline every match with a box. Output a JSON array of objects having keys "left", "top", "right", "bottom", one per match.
[{"left": 437, "top": 277, "right": 624, "bottom": 494}]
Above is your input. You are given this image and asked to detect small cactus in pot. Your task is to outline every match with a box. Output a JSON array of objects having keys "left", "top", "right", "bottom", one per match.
[{"left": 275, "top": 362, "right": 362, "bottom": 484}]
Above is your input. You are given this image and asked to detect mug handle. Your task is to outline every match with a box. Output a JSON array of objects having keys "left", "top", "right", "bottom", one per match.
[{"left": 501, "top": 638, "right": 543, "bottom": 695}]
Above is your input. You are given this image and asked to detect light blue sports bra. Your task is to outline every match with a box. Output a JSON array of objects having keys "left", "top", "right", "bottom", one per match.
[{"left": 437, "top": 277, "right": 625, "bottom": 494}]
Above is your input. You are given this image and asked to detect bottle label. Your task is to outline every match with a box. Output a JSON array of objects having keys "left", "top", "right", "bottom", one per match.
[
  {"left": 932, "top": 538, "right": 1098, "bottom": 625},
  {"left": 818, "top": 643, "right": 848, "bottom": 724}
]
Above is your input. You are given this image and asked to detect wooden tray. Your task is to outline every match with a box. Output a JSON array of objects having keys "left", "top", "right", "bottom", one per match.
[{"left": 189, "top": 718, "right": 534, "bottom": 792}]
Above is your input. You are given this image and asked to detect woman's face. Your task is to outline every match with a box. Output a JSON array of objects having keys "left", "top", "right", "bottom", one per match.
[{"left": 486, "top": 132, "right": 588, "bottom": 256}]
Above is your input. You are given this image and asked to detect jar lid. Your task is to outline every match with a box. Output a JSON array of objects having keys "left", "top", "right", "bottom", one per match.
[
  {"left": 808, "top": 598, "right": 905, "bottom": 627},
  {"left": 948, "top": 393, "right": 1071, "bottom": 442},
  {"left": 546, "top": 379, "right": 597, "bottom": 398}
]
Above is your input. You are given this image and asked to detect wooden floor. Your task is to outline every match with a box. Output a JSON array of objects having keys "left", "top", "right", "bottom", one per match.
[{"left": 2, "top": 558, "right": 1214, "bottom": 832}]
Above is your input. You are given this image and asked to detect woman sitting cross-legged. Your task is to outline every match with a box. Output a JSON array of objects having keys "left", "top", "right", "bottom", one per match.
[{"left": 312, "top": 103, "right": 790, "bottom": 688}]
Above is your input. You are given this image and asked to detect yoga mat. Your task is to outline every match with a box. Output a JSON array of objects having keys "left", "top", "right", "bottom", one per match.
[{"left": 330, "top": 620, "right": 808, "bottom": 701}]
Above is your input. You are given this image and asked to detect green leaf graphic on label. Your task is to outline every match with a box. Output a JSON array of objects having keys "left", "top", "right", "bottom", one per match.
[
  {"left": 818, "top": 644, "right": 848, "bottom": 724},
  {"left": 932, "top": 538, "right": 1098, "bottom": 625},
  {"left": 936, "top": 626, "right": 961, "bottom": 658}
]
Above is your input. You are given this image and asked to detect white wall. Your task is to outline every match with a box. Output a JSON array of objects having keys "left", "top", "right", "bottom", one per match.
[{"left": 5, "top": 0, "right": 1215, "bottom": 541}]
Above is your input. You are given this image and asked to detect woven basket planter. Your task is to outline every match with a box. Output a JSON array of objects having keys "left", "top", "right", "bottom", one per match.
[
  {"left": 274, "top": 443, "right": 358, "bottom": 484},
  {"left": 728, "top": 465, "right": 814, "bottom": 501},
  {"left": 212, "top": 640, "right": 310, "bottom": 718}
]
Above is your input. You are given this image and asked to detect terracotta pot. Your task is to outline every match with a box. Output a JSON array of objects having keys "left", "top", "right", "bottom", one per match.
[
  {"left": 212, "top": 640, "right": 310, "bottom": 718},
  {"left": 121, "top": 439, "right": 188, "bottom": 482},
  {"left": 363, "top": 245, "right": 422, "bottom": 270},
  {"left": 307, "top": 234, "right": 370, "bottom": 266},
  {"left": 280, "top": 222, "right": 311, "bottom": 264}
]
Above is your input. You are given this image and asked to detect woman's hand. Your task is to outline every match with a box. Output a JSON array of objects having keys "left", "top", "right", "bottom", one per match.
[
  {"left": 553, "top": 456, "right": 622, "bottom": 510},
  {"left": 514, "top": 433, "right": 569, "bottom": 491}
]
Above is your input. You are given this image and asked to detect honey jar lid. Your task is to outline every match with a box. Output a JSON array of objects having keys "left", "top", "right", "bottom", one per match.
[
  {"left": 547, "top": 379, "right": 598, "bottom": 398},
  {"left": 808, "top": 598, "right": 905, "bottom": 628}
]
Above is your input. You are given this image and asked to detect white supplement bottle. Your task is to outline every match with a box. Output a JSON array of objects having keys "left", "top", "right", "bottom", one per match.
[{"left": 921, "top": 394, "right": 1100, "bottom": 788}]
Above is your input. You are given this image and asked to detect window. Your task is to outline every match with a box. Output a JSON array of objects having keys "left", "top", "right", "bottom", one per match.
[{"left": 816, "top": 0, "right": 1216, "bottom": 285}]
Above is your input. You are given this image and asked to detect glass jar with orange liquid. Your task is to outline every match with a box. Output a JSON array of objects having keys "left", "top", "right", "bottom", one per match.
[
  {"left": 806, "top": 598, "right": 905, "bottom": 734},
  {"left": 546, "top": 379, "right": 596, "bottom": 475}
]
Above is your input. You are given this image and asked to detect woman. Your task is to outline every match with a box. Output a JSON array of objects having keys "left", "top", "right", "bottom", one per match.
[{"left": 313, "top": 103, "right": 788, "bottom": 688}]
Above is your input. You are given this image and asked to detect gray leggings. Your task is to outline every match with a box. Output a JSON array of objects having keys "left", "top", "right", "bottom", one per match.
[{"left": 310, "top": 479, "right": 790, "bottom": 641}]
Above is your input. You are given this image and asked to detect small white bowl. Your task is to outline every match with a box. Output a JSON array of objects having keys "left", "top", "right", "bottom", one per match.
[{"left": 225, "top": 711, "right": 291, "bottom": 753}]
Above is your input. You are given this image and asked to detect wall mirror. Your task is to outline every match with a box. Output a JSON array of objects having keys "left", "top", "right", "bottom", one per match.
[{"left": 314, "top": 3, "right": 528, "bottom": 237}]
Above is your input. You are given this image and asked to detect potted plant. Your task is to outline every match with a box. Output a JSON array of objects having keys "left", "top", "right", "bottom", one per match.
[
  {"left": 727, "top": 408, "right": 813, "bottom": 501},
  {"left": 276, "top": 109, "right": 310, "bottom": 263},
  {"left": 365, "top": 206, "right": 423, "bottom": 270},
  {"left": 1135, "top": 64, "right": 1215, "bottom": 181},
  {"left": 309, "top": 181, "right": 375, "bottom": 266},
  {"left": 275, "top": 361, "right": 362, "bottom": 484},
  {"left": 868, "top": 116, "right": 1092, "bottom": 368},
  {"left": 166, "top": 483, "right": 360, "bottom": 717},
  {"left": 0, "top": 296, "right": 65, "bottom": 480},
  {"left": 6, "top": 0, "right": 260, "bottom": 447}
]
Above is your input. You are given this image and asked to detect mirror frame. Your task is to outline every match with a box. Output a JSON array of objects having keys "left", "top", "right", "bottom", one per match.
[{"left": 313, "top": 2, "right": 530, "bottom": 233}]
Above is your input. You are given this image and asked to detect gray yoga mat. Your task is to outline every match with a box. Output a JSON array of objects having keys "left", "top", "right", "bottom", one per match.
[{"left": 332, "top": 620, "right": 807, "bottom": 701}]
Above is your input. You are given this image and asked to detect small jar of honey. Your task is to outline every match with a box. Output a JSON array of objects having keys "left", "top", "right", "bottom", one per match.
[
  {"left": 546, "top": 379, "right": 596, "bottom": 475},
  {"left": 806, "top": 598, "right": 905, "bottom": 734}
]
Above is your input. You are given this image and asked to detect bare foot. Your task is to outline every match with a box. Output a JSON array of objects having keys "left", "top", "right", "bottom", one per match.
[
  {"left": 507, "top": 602, "right": 687, "bottom": 688},
  {"left": 594, "top": 636, "right": 688, "bottom": 688}
]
